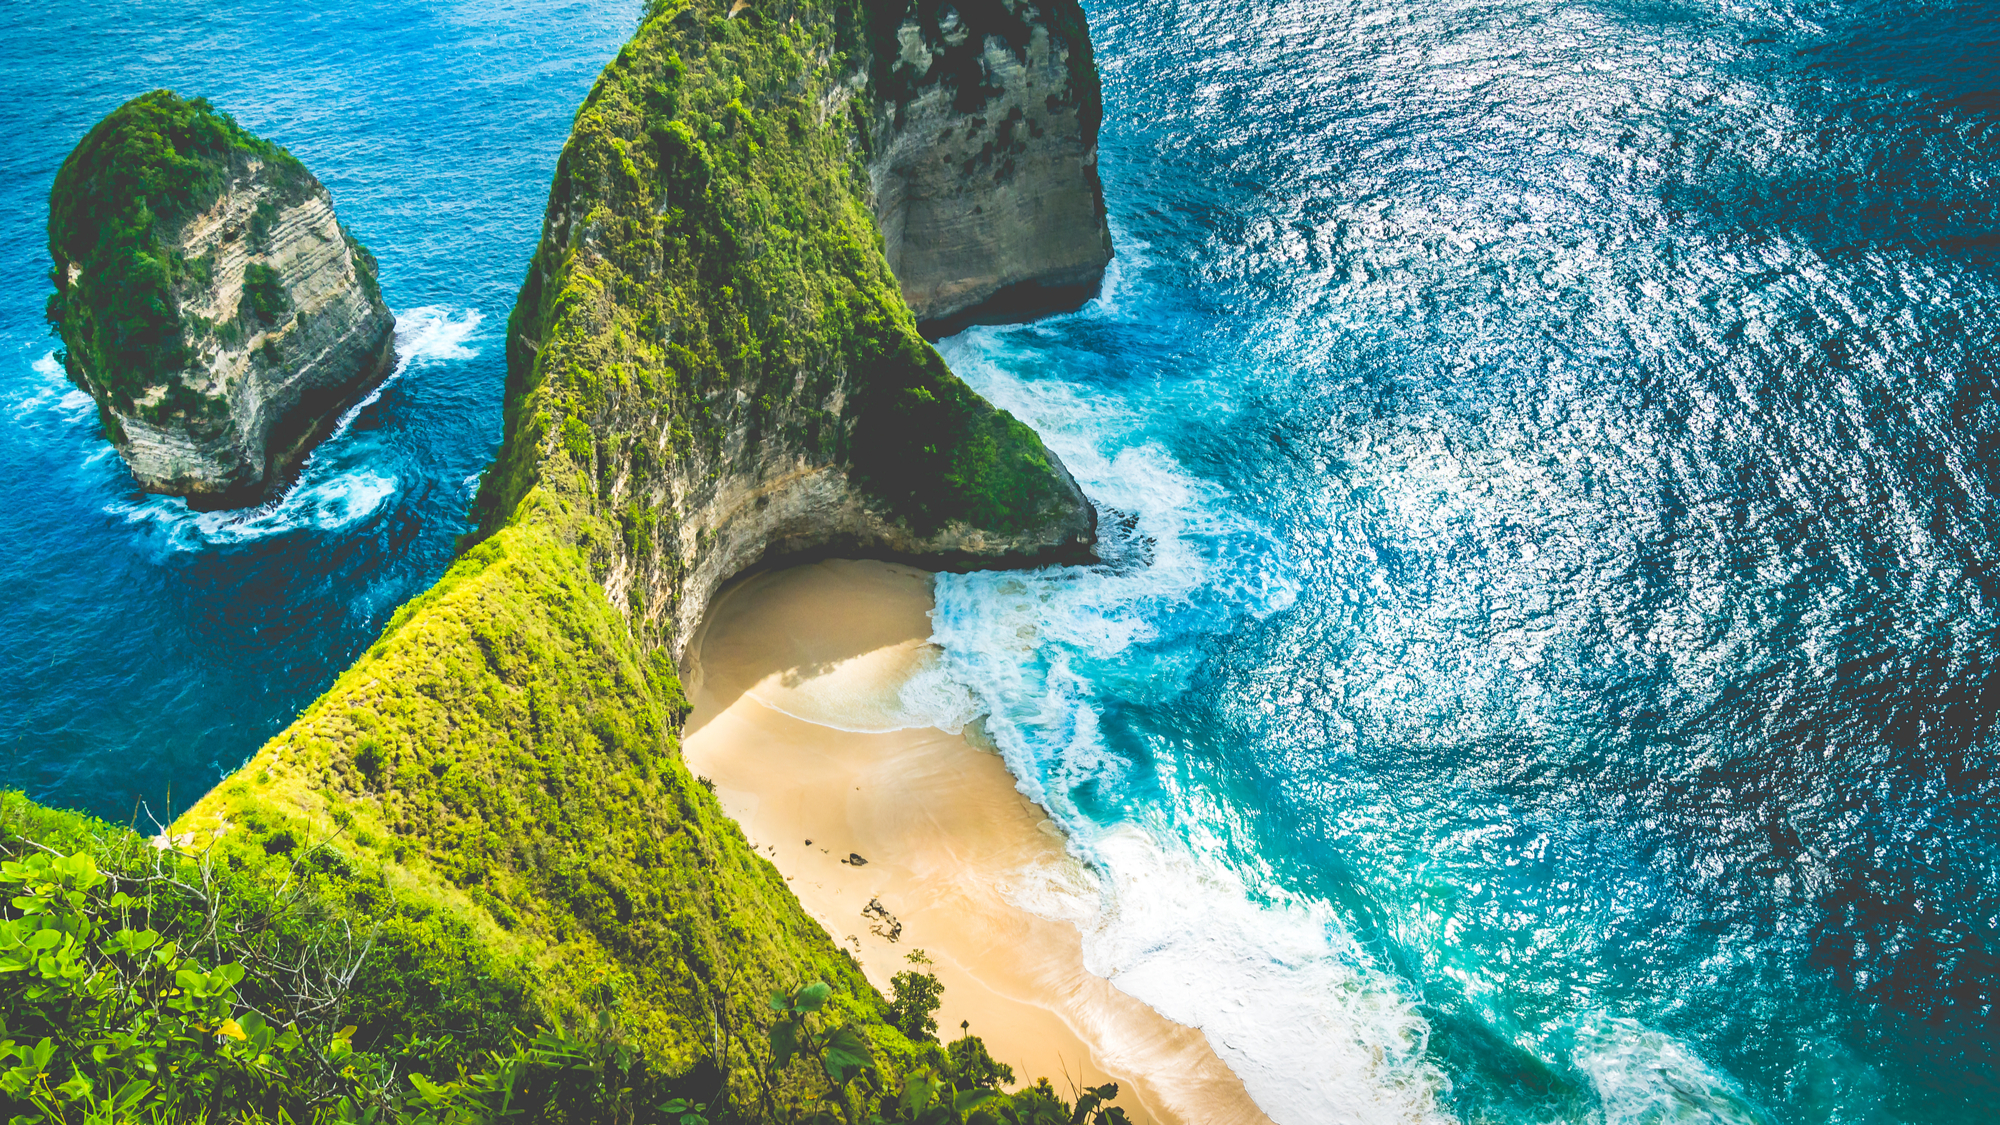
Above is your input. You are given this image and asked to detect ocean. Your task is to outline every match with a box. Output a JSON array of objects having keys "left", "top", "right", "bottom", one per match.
[{"left": 4, "top": 0, "right": 1996, "bottom": 1121}]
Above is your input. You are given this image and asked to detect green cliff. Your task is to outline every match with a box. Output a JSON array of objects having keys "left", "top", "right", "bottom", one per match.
[
  {"left": 3, "top": 0, "right": 1109, "bottom": 1120},
  {"left": 469, "top": 0, "right": 1100, "bottom": 655}
]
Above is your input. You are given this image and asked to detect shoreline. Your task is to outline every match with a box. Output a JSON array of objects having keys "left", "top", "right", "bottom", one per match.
[{"left": 680, "top": 559, "right": 1273, "bottom": 1125}]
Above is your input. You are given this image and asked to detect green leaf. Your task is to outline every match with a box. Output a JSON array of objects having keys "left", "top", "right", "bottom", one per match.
[
  {"left": 408, "top": 1072, "right": 452, "bottom": 1106},
  {"left": 769, "top": 1016, "right": 799, "bottom": 1069},
  {"left": 954, "top": 1088, "right": 999, "bottom": 1113},
  {"left": 900, "top": 1071, "right": 941, "bottom": 1115},
  {"left": 821, "top": 1023, "right": 871, "bottom": 1085},
  {"left": 111, "top": 1077, "right": 152, "bottom": 1110},
  {"left": 793, "top": 980, "right": 832, "bottom": 1013}
]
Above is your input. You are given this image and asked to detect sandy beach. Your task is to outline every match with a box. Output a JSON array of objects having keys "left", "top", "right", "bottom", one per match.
[{"left": 680, "top": 559, "right": 1274, "bottom": 1125}]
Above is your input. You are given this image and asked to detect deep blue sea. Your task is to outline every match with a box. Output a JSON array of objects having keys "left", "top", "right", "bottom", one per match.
[{"left": 5, "top": 0, "right": 1997, "bottom": 1122}]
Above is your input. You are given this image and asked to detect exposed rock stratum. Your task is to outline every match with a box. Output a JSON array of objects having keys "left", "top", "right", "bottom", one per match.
[{"left": 48, "top": 91, "right": 395, "bottom": 507}]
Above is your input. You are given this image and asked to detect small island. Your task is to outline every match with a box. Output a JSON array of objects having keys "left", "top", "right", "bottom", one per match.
[{"left": 46, "top": 90, "right": 394, "bottom": 508}]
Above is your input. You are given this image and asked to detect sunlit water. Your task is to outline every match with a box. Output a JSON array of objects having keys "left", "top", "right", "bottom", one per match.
[
  {"left": 931, "top": 0, "right": 2000, "bottom": 1122},
  {"left": 4, "top": 0, "right": 1996, "bottom": 1122}
]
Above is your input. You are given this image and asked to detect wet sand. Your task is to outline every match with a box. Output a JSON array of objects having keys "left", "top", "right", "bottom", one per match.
[{"left": 680, "top": 559, "right": 1274, "bottom": 1125}]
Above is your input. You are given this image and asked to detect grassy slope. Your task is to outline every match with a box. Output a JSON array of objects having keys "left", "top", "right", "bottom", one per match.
[
  {"left": 145, "top": 0, "right": 1090, "bottom": 1112},
  {"left": 172, "top": 490, "right": 896, "bottom": 1110}
]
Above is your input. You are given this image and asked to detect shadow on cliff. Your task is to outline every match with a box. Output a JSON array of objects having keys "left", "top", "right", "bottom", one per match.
[{"left": 916, "top": 276, "right": 1104, "bottom": 341}]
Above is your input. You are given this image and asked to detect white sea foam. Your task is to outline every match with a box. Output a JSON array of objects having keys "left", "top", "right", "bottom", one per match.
[
  {"left": 325, "top": 305, "right": 484, "bottom": 442},
  {"left": 1570, "top": 1016, "right": 1766, "bottom": 1125},
  {"left": 395, "top": 304, "right": 483, "bottom": 364},
  {"left": 1072, "top": 828, "right": 1457, "bottom": 1125},
  {"left": 101, "top": 306, "right": 480, "bottom": 550},
  {"left": 111, "top": 470, "right": 399, "bottom": 551},
  {"left": 10, "top": 352, "right": 95, "bottom": 424}
]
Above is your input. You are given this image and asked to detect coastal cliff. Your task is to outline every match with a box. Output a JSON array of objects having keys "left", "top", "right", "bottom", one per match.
[
  {"left": 142, "top": 0, "right": 1104, "bottom": 1116},
  {"left": 47, "top": 91, "right": 394, "bottom": 507},
  {"left": 864, "top": 1, "right": 1112, "bottom": 329},
  {"left": 471, "top": 0, "right": 1100, "bottom": 657}
]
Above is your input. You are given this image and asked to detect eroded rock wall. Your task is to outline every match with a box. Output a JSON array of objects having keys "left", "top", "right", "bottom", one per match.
[
  {"left": 107, "top": 163, "right": 395, "bottom": 504},
  {"left": 865, "top": 0, "right": 1112, "bottom": 329}
]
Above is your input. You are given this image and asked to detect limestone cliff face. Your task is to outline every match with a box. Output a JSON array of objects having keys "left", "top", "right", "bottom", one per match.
[
  {"left": 48, "top": 92, "right": 395, "bottom": 507},
  {"left": 865, "top": 0, "right": 1112, "bottom": 330},
  {"left": 474, "top": 0, "right": 1101, "bottom": 658}
]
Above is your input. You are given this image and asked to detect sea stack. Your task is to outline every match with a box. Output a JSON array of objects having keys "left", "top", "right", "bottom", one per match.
[
  {"left": 868, "top": 0, "right": 1114, "bottom": 332},
  {"left": 46, "top": 91, "right": 394, "bottom": 508}
]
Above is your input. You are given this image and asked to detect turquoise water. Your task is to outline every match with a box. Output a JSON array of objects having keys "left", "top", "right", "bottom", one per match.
[
  {"left": 933, "top": 0, "right": 2000, "bottom": 1120},
  {"left": 5, "top": 0, "right": 1998, "bottom": 1122}
]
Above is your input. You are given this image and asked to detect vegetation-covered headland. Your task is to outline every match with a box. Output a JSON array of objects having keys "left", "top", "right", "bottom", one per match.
[
  {"left": 46, "top": 90, "right": 394, "bottom": 507},
  {"left": 9, "top": 0, "right": 1113, "bottom": 1121}
]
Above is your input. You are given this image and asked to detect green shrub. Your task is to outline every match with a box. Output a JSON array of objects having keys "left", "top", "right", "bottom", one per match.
[
  {"left": 0, "top": 808, "right": 723, "bottom": 1124},
  {"left": 944, "top": 1038, "right": 1013, "bottom": 1093},
  {"left": 242, "top": 262, "right": 290, "bottom": 325},
  {"left": 887, "top": 952, "right": 943, "bottom": 1043}
]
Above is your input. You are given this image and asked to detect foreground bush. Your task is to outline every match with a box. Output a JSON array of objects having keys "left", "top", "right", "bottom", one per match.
[{"left": 0, "top": 803, "right": 1136, "bottom": 1125}]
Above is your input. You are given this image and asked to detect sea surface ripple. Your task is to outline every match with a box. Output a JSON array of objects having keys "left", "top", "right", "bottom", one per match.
[{"left": 934, "top": 0, "right": 2000, "bottom": 1122}]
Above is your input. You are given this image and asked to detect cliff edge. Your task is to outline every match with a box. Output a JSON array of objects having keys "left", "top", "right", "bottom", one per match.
[
  {"left": 47, "top": 91, "right": 395, "bottom": 507},
  {"left": 167, "top": 0, "right": 1105, "bottom": 1114}
]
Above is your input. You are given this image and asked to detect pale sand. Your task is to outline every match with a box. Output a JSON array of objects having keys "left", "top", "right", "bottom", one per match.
[{"left": 680, "top": 560, "right": 1275, "bottom": 1125}]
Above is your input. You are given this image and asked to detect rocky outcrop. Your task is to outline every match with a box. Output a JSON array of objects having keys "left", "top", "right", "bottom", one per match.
[
  {"left": 473, "top": 1, "right": 1101, "bottom": 658},
  {"left": 48, "top": 92, "right": 394, "bottom": 508},
  {"left": 865, "top": 0, "right": 1112, "bottom": 332}
]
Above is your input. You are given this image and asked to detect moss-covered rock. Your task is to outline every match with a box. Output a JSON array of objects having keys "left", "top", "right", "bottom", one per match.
[{"left": 47, "top": 90, "right": 394, "bottom": 506}]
